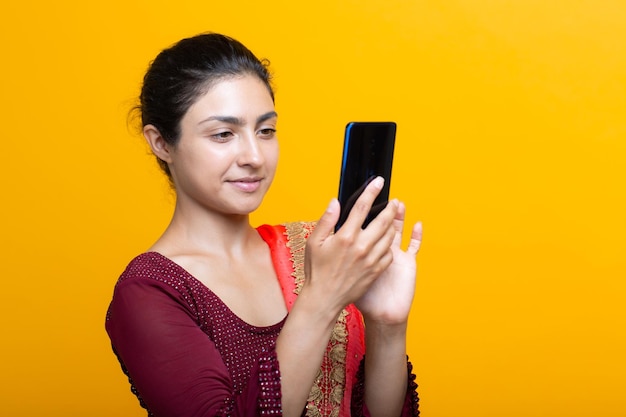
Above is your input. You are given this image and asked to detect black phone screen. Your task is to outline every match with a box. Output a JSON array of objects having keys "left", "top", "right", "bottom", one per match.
[{"left": 335, "top": 122, "right": 396, "bottom": 232}]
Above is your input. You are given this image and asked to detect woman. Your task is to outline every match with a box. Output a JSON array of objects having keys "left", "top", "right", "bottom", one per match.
[{"left": 106, "top": 33, "right": 422, "bottom": 417}]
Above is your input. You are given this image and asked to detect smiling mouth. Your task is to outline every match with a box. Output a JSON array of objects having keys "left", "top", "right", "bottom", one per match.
[{"left": 228, "top": 177, "right": 263, "bottom": 192}]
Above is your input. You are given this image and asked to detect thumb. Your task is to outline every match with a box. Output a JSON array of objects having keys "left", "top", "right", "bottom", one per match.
[{"left": 311, "top": 198, "right": 340, "bottom": 243}]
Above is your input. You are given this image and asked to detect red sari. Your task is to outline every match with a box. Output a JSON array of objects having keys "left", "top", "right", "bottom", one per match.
[{"left": 258, "top": 222, "right": 419, "bottom": 417}]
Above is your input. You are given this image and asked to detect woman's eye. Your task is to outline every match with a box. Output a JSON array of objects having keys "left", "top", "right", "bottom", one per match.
[
  {"left": 211, "top": 131, "right": 234, "bottom": 141},
  {"left": 258, "top": 128, "right": 276, "bottom": 139}
]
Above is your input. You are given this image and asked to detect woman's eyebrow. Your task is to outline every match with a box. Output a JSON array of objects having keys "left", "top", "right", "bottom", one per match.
[
  {"left": 198, "top": 111, "right": 277, "bottom": 126},
  {"left": 257, "top": 111, "right": 278, "bottom": 124},
  {"left": 198, "top": 115, "right": 244, "bottom": 126}
]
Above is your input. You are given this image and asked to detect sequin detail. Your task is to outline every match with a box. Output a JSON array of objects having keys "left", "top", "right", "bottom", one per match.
[{"left": 258, "top": 348, "right": 283, "bottom": 415}]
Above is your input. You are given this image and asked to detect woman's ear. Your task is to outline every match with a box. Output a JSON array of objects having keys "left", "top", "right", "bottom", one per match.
[{"left": 143, "top": 125, "right": 173, "bottom": 163}]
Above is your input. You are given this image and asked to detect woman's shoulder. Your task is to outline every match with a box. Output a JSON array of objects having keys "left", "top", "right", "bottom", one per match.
[
  {"left": 118, "top": 252, "right": 175, "bottom": 278},
  {"left": 110, "top": 252, "right": 212, "bottom": 314},
  {"left": 256, "top": 221, "right": 316, "bottom": 241},
  {"left": 114, "top": 252, "right": 196, "bottom": 292},
  {"left": 256, "top": 222, "right": 316, "bottom": 259}
]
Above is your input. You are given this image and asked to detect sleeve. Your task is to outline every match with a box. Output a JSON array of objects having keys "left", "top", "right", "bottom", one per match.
[
  {"left": 105, "top": 278, "right": 282, "bottom": 417},
  {"left": 350, "top": 357, "right": 420, "bottom": 417}
]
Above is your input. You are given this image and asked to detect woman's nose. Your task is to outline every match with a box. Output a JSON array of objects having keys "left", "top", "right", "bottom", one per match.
[{"left": 237, "top": 133, "right": 265, "bottom": 167}]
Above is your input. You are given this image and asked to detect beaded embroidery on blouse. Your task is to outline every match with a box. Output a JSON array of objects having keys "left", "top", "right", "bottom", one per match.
[{"left": 284, "top": 222, "right": 348, "bottom": 417}]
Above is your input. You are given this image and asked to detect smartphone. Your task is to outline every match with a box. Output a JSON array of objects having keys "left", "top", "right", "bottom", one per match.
[{"left": 335, "top": 122, "right": 396, "bottom": 232}]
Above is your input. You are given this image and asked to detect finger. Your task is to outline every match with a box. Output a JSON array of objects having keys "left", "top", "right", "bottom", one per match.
[
  {"left": 341, "top": 176, "right": 384, "bottom": 231},
  {"left": 391, "top": 201, "right": 407, "bottom": 247},
  {"left": 364, "top": 227, "right": 396, "bottom": 276},
  {"left": 406, "top": 221, "right": 423, "bottom": 256},
  {"left": 366, "top": 210, "right": 397, "bottom": 256},
  {"left": 311, "top": 199, "right": 340, "bottom": 243},
  {"left": 363, "top": 198, "right": 398, "bottom": 238},
  {"left": 374, "top": 219, "right": 398, "bottom": 257}
]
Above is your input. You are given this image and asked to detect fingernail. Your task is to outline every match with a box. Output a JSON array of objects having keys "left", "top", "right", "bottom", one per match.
[
  {"left": 326, "top": 198, "right": 337, "bottom": 213},
  {"left": 372, "top": 177, "right": 384, "bottom": 189}
]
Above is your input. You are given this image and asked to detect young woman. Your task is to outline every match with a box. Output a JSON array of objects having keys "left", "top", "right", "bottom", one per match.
[{"left": 106, "top": 33, "right": 422, "bottom": 417}]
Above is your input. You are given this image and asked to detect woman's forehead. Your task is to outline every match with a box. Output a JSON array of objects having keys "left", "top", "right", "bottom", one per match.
[{"left": 183, "top": 76, "right": 276, "bottom": 124}]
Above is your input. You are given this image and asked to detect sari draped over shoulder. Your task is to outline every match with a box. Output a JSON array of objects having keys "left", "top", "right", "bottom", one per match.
[{"left": 257, "top": 222, "right": 366, "bottom": 417}]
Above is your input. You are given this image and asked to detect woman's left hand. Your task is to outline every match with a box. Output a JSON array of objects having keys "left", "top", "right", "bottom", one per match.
[{"left": 355, "top": 201, "right": 422, "bottom": 325}]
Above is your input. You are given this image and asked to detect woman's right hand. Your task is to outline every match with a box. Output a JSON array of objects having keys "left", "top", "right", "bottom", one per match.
[
  {"left": 302, "top": 177, "right": 399, "bottom": 314},
  {"left": 276, "top": 177, "right": 397, "bottom": 417}
]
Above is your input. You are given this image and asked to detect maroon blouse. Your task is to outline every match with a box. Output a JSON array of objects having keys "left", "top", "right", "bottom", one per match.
[
  {"left": 106, "top": 252, "right": 284, "bottom": 416},
  {"left": 105, "top": 227, "right": 419, "bottom": 417}
]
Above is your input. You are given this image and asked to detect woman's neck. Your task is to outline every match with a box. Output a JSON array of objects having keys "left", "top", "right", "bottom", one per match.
[{"left": 149, "top": 199, "right": 259, "bottom": 259}]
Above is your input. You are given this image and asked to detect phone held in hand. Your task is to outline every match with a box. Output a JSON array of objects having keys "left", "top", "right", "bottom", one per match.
[{"left": 335, "top": 122, "right": 396, "bottom": 232}]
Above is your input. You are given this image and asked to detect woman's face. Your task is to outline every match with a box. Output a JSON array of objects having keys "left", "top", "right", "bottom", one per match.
[{"left": 166, "top": 74, "right": 279, "bottom": 217}]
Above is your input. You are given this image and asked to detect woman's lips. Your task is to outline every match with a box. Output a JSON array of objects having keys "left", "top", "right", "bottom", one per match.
[{"left": 228, "top": 177, "right": 262, "bottom": 192}]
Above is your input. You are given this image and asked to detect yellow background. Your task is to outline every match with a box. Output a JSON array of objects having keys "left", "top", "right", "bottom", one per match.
[{"left": 1, "top": 0, "right": 625, "bottom": 416}]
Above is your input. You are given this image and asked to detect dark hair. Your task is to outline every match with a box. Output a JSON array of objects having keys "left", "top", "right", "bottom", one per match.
[{"left": 136, "top": 33, "right": 274, "bottom": 178}]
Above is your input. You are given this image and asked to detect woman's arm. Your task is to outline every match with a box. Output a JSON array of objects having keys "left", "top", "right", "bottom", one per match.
[
  {"left": 362, "top": 322, "right": 409, "bottom": 417},
  {"left": 356, "top": 204, "right": 423, "bottom": 417},
  {"left": 277, "top": 177, "right": 401, "bottom": 417},
  {"left": 106, "top": 278, "right": 247, "bottom": 416}
]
